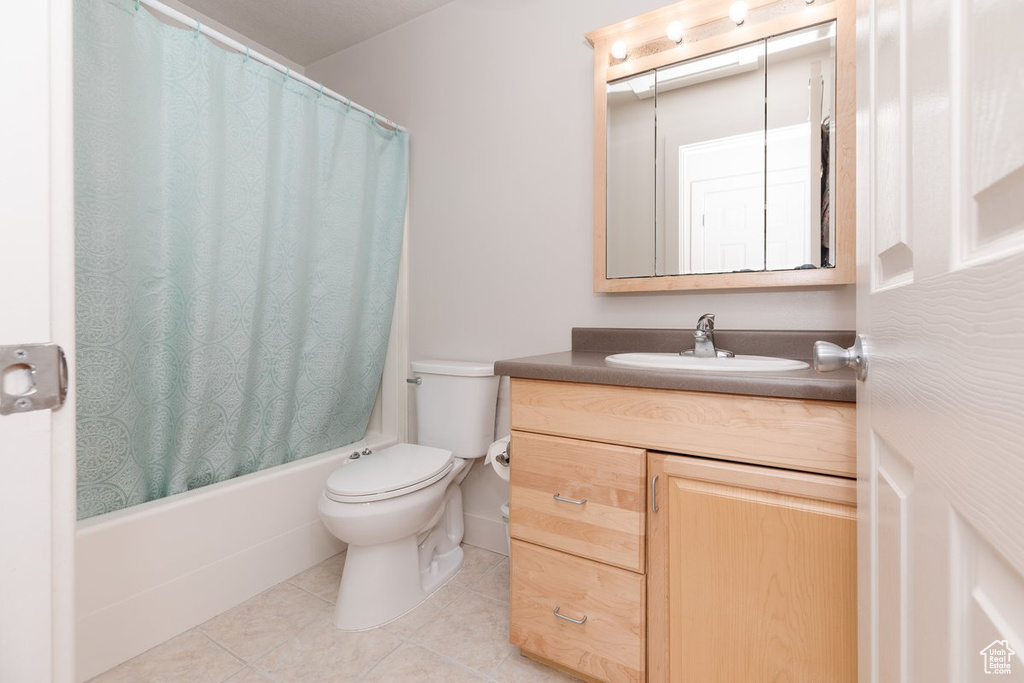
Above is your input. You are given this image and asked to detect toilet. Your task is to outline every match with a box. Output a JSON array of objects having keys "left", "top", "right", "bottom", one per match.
[{"left": 317, "top": 359, "right": 499, "bottom": 631}]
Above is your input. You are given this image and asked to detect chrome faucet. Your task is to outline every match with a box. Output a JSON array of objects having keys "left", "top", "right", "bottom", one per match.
[{"left": 682, "top": 313, "right": 734, "bottom": 358}]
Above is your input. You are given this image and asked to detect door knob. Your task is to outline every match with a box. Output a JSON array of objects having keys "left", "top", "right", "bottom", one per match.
[{"left": 813, "top": 335, "right": 867, "bottom": 381}]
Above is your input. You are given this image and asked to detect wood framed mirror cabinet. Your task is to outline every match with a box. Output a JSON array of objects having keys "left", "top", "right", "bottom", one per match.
[{"left": 587, "top": 0, "right": 855, "bottom": 292}]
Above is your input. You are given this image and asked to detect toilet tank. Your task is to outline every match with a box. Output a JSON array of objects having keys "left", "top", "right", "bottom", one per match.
[{"left": 410, "top": 360, "right": 499, "bottom": 459}]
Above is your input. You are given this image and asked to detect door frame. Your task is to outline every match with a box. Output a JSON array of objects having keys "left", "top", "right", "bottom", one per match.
[{"left": 0, "top": 1, "right": 76, "bottom": 680}]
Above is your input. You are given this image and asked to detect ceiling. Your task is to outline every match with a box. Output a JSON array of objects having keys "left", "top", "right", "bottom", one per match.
[{"left": 179, "top": 0, "right": 456, "bottom": 66}]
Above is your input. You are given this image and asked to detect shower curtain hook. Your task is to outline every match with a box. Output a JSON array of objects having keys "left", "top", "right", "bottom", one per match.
[
  {"left": 134, "top": 0, "right": 140, "bottom": 12},
  {"left": 243, "top": 45, "right": 250, "bottom": 63},
  {"left": 284, "top": 67, "right": 291, "bottom": 83},
  {"left": 345, "top": 98, "right": 353, "bottom": 114},
  {"left": 317, "top": 83, "right": 324, "bottom": 99},
  {"left": 194, "top": 21, "right": 201, "bottom": 39}
]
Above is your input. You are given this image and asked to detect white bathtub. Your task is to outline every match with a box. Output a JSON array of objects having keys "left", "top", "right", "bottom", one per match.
[{"left": 75, "top": 433, "right": 395, "bottom": 682}]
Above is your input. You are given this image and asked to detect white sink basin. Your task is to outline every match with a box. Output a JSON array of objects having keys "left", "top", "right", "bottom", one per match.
[{"left": 605, "top": 353, "right": 810, "bottom": 372}]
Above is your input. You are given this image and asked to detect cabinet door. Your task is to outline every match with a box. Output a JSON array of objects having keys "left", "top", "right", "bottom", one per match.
[{"left": 648, "top": 453, "right": 857, "bottom": 682}]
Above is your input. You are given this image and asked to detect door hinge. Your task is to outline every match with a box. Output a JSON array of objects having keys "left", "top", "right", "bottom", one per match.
[{"left": 1, "top": 343, "right": 68, "bottom": 415}]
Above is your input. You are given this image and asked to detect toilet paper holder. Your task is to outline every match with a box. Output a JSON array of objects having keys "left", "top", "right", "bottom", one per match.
[{"left": 495, "top": 442, "right": 510, "bottom": 466}]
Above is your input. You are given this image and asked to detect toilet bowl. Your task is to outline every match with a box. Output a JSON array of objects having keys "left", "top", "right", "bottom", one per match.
[{"left": 317, "top": 360, "right": 499, "bottom": 631}]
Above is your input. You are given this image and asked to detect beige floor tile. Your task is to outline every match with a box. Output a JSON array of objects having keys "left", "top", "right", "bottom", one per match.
[
  {"left": 410, "top": 590, "right": 516, "bottom": 676},
  {"left": 88, "top": 630, "right": 242, "bottom": 683},
  {"left": 360, "top": 643, "right": 487, "bottom": 682},
  {"left": 199, "top": 583, "right": 331, "bottom": 661},
  {"left": 381, "top": 582, "right": 466, "bottom": 639},
  {"left": 254, "top": 620, "right": 400, "bottom": 681},
  {"left": 493, "top": 650, "right": 581, "bottom": 682},
  {"left": 450, "top": 544, "right": 503, "bottom": 588},
  {"left": 468, "top": 558, "right": 509, "bottom": 603},
  {"left": 289, "top": 551, "right": 346, "bottom": 603},
  {"left": 223, "top": 667, "right": 274, "bottom": 682}
]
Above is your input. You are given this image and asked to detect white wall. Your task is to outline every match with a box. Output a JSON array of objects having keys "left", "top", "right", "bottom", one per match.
[{"left": 306, "top": 0, "right": 857, "bottom": 540}]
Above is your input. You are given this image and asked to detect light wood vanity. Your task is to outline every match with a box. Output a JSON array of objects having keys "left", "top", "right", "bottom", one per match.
[{"left": 504, "top": 358, "right": 857, "bottom": 682}]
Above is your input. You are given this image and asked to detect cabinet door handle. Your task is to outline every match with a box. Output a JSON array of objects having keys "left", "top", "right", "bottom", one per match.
[
  {"left": 553, "top": 493, "right": 587, "bottom": 506},
  {"left": 651, "top": 475, "right": 659, "bottom": 513},
  {"left": 553, "top": 606, "right": 588, "bottom": 625}
]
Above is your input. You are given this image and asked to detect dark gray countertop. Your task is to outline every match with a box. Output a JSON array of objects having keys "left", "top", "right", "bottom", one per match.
[{"left": 494, "top": 328, "right": 857, "bottom": 403}]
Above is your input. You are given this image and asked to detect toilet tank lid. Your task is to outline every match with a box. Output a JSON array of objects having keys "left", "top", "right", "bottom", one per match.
[{"left": 411, "top": 360, "right": 494, "bottom": 377}]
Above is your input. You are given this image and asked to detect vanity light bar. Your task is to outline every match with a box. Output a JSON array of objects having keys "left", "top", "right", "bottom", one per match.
[{"left": 618, "top": 0, "right": 820, "bottom": 62}]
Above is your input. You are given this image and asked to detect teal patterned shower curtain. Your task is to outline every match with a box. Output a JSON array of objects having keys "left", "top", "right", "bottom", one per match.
[{"left": 74, "top": 0, "right": 409, "bottom": 519}]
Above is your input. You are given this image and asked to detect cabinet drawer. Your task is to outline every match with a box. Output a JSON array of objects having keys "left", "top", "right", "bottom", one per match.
[
  {"left": 510, "top": 540, "right": 645, "bottom": 683},
  {"left": 511, "top": 378, "right": 856, "bottom": 477},
  {"left": 509, "top": 431, "right": 645, "bottom": 572}
]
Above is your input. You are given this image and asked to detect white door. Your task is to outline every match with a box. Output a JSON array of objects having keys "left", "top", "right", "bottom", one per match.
[
  {"left": 691, "top": 174, "right": 765, "bottom": 273},
  {"left": 855, "top": 0, "right": 1024, "bottom": 681},
  {"left": 0, "top": 1, "right": 76, "bottom": 681}
]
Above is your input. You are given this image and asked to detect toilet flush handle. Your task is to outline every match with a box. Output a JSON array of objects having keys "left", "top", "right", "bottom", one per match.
[{"left": 406, "top": 377, "right": 422, "bottom": 385}]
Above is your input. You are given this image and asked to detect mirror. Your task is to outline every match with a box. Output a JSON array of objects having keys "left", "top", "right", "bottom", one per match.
[
  {"left": 766, "top": 24, "right": 837, "bottom": 271},
  {"left": 656, "top": 41, "right": 769, "bottom": 276},
  {"left": 607, "top": 70, "right": 656, "bottom": 278},
  {"left": 606, "top": 22, "right": 836, "bottom": 278},
  {"left": 590, "top": 0, "right": 854, "bottom": 292}
]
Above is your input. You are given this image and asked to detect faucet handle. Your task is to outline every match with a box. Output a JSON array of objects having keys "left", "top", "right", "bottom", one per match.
[{"left": 696, "top": 313, "right": 716, "bottom": 332}]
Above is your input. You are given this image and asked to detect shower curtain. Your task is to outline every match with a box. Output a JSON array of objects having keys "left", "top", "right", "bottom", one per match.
[{"left": 74, "top": 0, "right": 409, "bottom": 519}]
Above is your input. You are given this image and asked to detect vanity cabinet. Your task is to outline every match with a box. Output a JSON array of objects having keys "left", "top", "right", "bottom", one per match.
[{"left": 507, "top": 378, "right": 856, "bottom": 682}]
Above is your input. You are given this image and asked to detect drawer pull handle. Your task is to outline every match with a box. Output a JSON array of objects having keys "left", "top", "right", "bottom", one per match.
[
  {"left": 651, "top": 475, "right": 659, "bottom": 513},
  {"left": 553, "top": 493, "right": 587, "bottom": 506},
  {"left": 553, "top": 606, "right": 588, "bottom": 625}
]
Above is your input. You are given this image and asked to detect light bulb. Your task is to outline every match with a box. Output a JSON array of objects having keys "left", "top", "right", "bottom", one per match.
[
  {"left": 805, "top": 0, "right": 815, "bottom": 3},
  {"left": 611, "top": 40, "right": 628, "bottom": 60},
  {"left": 666, "top": 21, "right": 684, "bottom": 43},
  {"left": 729, "top": 1, "right": 748, "bottom": 25}
]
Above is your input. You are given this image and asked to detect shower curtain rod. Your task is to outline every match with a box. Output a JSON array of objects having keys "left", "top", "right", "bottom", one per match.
[{"left": 138, "top": 0, "right": 408, "bottom": 133}]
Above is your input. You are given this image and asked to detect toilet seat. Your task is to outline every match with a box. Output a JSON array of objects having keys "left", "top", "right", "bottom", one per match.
[{"left": 324, "top": 443, "right": 454, "bottom": 503}]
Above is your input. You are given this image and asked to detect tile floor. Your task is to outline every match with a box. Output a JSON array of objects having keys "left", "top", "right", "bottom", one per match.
[{"left": 90, "top": 545, "right": 578, "bottom": 682}]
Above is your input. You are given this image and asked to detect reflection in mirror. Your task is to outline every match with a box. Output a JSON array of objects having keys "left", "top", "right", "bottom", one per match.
[
  {"left": 766, "top": 23, "right": 837, "bottom": 271},
  {"left": 606, "top": 70, "right": 656, "bottom": 278},
  {"left": 656, "top": 43, "right": 767, "bottom": 275}
]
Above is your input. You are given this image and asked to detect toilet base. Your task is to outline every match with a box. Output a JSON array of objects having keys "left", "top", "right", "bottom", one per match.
[{"left": 332, "top": 536, "right": 465, "bottom": 631}]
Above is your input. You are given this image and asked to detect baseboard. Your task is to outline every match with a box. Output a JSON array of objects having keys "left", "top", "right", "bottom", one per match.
[{"left": 463, "top": 512, "right": 509, "bottom": 556}]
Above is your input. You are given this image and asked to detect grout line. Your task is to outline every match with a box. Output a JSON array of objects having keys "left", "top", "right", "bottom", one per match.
[
  {"left": 412, "top": 638, "right": 509, "bottom": 681},
  {"left": 193, "top": 628, "right": 249, "bottom": 672},
  {"left": 352, "top": 634, "right": 406, "bottom": 682},
  {"left": 285, "top": 579, "right": 336, "bottom": 606}
]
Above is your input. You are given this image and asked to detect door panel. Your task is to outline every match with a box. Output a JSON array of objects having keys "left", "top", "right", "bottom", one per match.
[
  {"left": 953, "top": 517, "right": 1024, "bottom": 682},
  {"left": 875, "top": 437, "right": 912, "bottom": 683}
]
